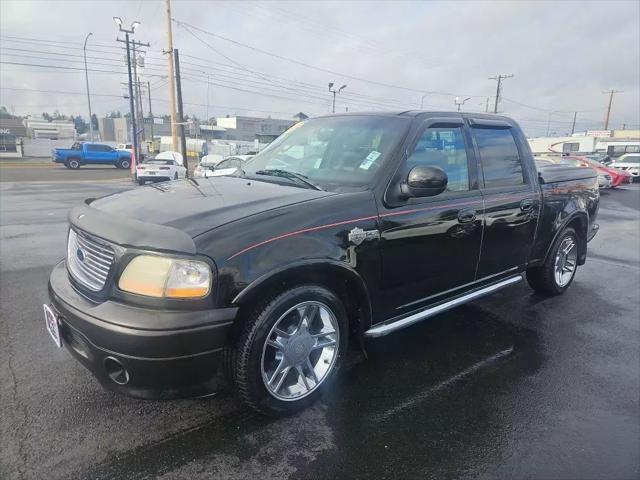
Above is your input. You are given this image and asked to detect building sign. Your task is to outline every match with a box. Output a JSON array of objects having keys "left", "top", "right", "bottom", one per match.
[{"left": 586, "top": 130, "right": 612, "bottom": 137}]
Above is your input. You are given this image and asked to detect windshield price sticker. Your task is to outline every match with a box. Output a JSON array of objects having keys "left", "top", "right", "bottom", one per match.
[{"left": 359, "top": 151, "right": 381, "bottom": 170}]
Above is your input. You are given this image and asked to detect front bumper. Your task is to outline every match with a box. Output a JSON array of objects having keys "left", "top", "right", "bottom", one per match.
[{"left": 48, "top": 261, "right": 238, "bottom": 399}]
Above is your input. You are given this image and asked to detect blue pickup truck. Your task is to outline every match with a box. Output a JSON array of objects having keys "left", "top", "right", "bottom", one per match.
[{"left": 52, "top": 142, "right": 132, "bottom": 169}]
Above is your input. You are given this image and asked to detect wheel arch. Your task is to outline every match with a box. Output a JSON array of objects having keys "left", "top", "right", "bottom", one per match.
[
  {"left": 545, "top": 211, "right": 588, "bottom": 266},
  {"left": 232, "top": 260, "right": 373, "bottom": 342}
]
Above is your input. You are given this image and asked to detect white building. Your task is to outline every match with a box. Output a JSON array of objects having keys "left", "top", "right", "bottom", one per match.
[
  {"left": 216, "top": 116, "right": 294, "bottom": 142},
  {"left": 24, "top": 118, "right": 76, "bottom": 139}
]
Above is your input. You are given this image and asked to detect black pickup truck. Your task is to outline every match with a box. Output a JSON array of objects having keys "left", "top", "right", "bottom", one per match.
[{"left": 46, "top": 112, "right": 599, "bottom": 416}]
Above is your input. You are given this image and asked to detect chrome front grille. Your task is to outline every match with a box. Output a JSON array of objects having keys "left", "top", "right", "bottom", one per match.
[{"left": 67, "top": 229, "right": 115, "bottom": 291}]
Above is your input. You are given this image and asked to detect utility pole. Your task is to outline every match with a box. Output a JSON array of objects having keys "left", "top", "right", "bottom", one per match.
[
  {"left": 118, "top": 36, "right": 149, "bottom": 164},
  {"left": 174, "top": 48, "right": 188, "bottom": 174},
  {"left": 147, "top": 80, "right": 154, "bottom": 143},
  {"left": 83, "top": 32, "right": 94, "bottom": 141},
  {"left": 570, "top": 111, "right": 577, "bottom": 135},
  {"left": 488, "top": 74, "right": 513, "bottom": 113},
  {"left": 206, "top": 74, "right": 210, "bottom": 124},
  {"left": 165, "top": 0, "right": 179, "bottom": 151},
  {"left": 328, "top": 82, "right": 347, "bottom": 113},
  {"left": 115, "top": 16, "right": 145, "bottom": 178},
  {"left": 121, "top": 33, "right": 137, "bottom": 179},
  {"left": 602, "top": 89, "right": 623, "bottom": 130},
  {"left": 137, "top": 76, "right": 145, "bottom": 141},
  {"left": 132, "top": 42, "right": 146, "bottom": 144}
]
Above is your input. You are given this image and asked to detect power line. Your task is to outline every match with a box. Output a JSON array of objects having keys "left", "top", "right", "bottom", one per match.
[{"left": 173, "top": 19, "right": 460, "bottom": 96}]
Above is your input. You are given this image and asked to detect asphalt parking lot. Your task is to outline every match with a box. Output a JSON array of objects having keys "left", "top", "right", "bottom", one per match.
[{"left": 1, "top": 174, "right": 638, "bottom": 480}]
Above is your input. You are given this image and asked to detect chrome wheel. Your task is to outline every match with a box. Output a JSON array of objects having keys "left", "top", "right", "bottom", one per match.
[
  {"left": 261, "top": 301, "right": 339, "bottom": 401},
  {"left": 554, "top": 235, "right": 577, "bottom": 287}
]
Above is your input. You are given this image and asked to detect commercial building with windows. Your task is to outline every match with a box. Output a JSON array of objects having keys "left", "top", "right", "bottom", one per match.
[
  {"left": 0, "top": 118, "right": 27, "bottom": 156},
  {"left": 24, "top": 118, "right": 76, "bottom": 139},
  {"left": 216, "top": 116, "right": 295, "bottom": 143}
]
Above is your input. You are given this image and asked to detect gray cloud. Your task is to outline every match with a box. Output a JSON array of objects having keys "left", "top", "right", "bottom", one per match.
[{"left": 1, "top": 0, "right": 638, "bottom": 136}]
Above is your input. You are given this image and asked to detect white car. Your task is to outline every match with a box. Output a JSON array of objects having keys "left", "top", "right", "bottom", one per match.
[
  {"left": 136, "top": 151, "right": 187, "bottom": 185},
  {"left": 194, "top": 155, "right": 253, "bottom": 178},
  {"left": 611, "top": 153, "right": 640, "bottom": 181},
  {"left": 597, "top": 172, "right": 613, "bottom": 189}
]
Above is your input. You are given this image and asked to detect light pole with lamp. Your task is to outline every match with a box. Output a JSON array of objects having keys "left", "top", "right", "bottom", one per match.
[
  {"left": 329, "top": 82, "right": 347, "bottom": 113},
  {"left": 83, "top": 32, "right": 94, "bottom": 141},
  {"left": 114, "top": 16, "right": 140, "bottom": 178},
  {"left": 454, "top": 96, "right": 471, "bottom": 111}
]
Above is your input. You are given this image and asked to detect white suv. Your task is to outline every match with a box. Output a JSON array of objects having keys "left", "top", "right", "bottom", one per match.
[{"left": 612, "top": 153, "right": 640, "bottom": 182}]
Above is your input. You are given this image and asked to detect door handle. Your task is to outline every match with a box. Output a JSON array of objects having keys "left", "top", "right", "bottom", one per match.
[
  {"left": 520, "top": 199, "right": 535, "bottom": 212},
  {"left": 457, "top": 209, "right": 477, "bottom": 224}
]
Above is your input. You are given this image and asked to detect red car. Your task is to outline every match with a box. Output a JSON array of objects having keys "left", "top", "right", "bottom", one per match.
[{"left": 564, "top": 156, "right": 632, "bottom": 187}]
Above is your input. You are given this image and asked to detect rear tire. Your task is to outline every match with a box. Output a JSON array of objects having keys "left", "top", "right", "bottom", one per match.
[
  {"left": 138, "top": 179, "right": 145, "bottom": 186},
  {"left": 527, "top": 227, "right": 578, "bottom": 296},
  {"left": 233, "top": 285, "right": 348, "bottom": 417},
  {"left": 174, "top": 172, "right": 178, "bottom": 180}
]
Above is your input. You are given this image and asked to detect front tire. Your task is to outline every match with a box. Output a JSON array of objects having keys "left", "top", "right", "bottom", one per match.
[
  {"left": 66, "top": 158, "right": 80, "bottom": 169},
  {"left": 233, "top": 285, "right": 348, "bottom": 416},
  {"left": 116, "top": 158, "right": 131, "bottom": 169},
  {"left": 527, "top": 227, "right": 578, "bottom": 295}
]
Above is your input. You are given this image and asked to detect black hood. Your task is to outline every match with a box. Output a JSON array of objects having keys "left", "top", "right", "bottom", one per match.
[{"left": 90, "top": 176, "right": 334, "bottom": 237}]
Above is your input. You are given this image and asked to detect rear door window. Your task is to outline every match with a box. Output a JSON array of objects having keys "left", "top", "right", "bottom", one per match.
[{"left": 472, "top": 128, "right": 525, "bottom": 188}]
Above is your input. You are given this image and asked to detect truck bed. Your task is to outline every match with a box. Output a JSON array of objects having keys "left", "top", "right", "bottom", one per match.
[{"left": 536, "top": 164, "right": 597, "bottom": 184}]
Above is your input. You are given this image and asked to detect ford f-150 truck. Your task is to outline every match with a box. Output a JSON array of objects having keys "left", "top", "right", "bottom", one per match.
[
  {"left": 52, "top": 142, "right": 132, "bottom": 169},
  {"left": 46, "top": 112, "right": 599, "bottom": 416}
]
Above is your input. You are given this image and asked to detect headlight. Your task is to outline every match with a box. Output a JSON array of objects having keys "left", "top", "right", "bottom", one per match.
[{"left": 118, "top": 255, "right": 212, "bottom": 298}]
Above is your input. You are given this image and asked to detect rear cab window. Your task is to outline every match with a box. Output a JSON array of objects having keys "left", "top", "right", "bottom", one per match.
[{"left": 472, "top": 127, "right": 526, "bottom": 188}]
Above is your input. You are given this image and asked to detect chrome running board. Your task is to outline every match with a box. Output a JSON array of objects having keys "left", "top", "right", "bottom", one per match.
[{"left": 364, "top": 275, "right": 523, "bottom": 338}]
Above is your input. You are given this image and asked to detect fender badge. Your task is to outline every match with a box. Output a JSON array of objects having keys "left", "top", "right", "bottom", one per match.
[{"left": 348, "top": 227, "right": 380, "bottom": 246}]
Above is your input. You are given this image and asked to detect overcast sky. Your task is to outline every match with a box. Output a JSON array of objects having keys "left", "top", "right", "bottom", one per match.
[{"left": 1, "top": 0, "right": 639, "bottom": 136}]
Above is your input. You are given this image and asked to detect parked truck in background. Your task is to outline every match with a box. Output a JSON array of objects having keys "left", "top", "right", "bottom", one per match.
[{"left": 52, "top": 142, "right": 132, "bottom": 169}]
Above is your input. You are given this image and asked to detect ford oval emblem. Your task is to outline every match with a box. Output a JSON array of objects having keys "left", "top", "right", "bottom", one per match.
[{"left": 76, "top": 248, "right": 85, "bottom": 263}]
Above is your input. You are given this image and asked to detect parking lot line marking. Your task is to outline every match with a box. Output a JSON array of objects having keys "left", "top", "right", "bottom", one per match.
[{"left": 374, "top": 346, "right": 514, "bottom": 423}]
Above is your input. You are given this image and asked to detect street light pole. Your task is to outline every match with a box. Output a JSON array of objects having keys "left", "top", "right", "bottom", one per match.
[
  {"left": 328, "top": 82, "right": 347, "bottom": 114},
  {"left": 454, "top": 96, "right": 471, "bottom": 112},
  {"left": 83, "top": 32, "right": 94, "bottom": 141},
  {"left": 420, "top": 93, "right": 428, "bottom": 109}
]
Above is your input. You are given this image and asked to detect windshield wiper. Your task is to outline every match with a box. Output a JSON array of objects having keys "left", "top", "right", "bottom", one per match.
[{"left": 254, "top": 169, "right": 323, "bottom": 191}]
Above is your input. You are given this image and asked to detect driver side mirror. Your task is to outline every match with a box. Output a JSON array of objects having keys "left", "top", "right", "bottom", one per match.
[{"left": 400, "top": 165, "right": 448, "bottom": 198}]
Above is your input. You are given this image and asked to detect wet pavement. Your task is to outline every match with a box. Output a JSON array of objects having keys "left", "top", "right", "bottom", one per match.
[{"left": 1, "top": 178, "right": 638, "bottom": 480}]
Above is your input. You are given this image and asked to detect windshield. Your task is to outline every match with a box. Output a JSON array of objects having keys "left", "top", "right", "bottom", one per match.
[
  {"left": 242, "top": 115, "right": 410, "bottom": 190},
  {"left": 618, "top": 155, "right": 640, "bottom": 164}
]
